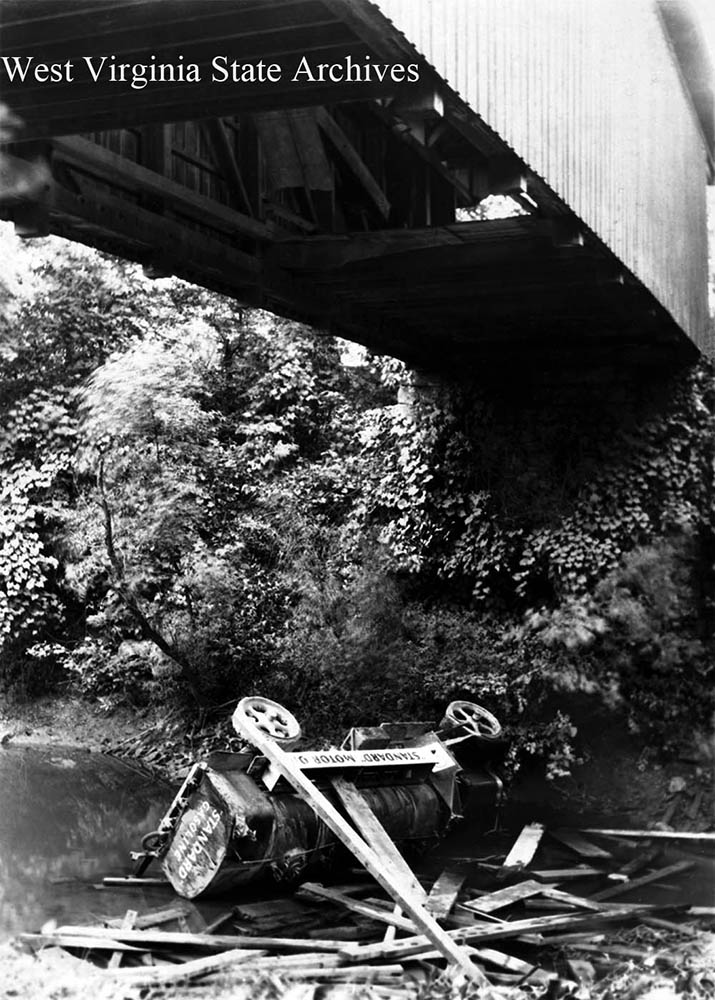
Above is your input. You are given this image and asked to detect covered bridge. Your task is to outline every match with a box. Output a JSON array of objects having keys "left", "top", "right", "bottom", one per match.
[{"left": 0, "top": 0, "right": 713, "bottom": 371}]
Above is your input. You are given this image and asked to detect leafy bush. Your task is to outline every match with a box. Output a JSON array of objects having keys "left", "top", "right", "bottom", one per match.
[
  {"left": 359, "top": 364, "right": 715, "bottom": 606},
  {"left": 276, "top": 545, "right": 580, "bottom": 777},
  {"left": 523, "top": 534, "right": 715, "bottom": 755},
  {"left": 4, "top": 224, "right": 713, "bottom": 772}
]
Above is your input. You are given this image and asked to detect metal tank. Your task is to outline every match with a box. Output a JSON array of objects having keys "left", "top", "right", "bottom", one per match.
[{"left": 138, "top": 697, "right": 506, "bottom": 899}]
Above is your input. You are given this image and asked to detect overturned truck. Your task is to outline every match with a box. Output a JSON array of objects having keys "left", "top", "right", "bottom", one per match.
[{"left": 139, "top": 698, "right": 507, "bottom": 899}]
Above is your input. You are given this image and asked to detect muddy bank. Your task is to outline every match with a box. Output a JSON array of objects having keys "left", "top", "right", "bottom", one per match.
[{"left": 0, "top": 696, "right": 169, "bottom": 752}]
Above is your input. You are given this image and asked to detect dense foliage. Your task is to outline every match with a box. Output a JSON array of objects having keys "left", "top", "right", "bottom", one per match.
[{"left": 1, "top": 225, "right": 714, "bottom": 774}]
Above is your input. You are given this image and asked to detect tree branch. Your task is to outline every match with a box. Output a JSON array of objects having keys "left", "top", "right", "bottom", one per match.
[{"left": 96, "top": 454, "right": 201, "bottom": 699}]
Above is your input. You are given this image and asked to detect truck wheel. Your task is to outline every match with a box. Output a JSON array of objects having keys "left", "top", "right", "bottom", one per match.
[
  {"left": 233, "top": 697, "right": 302, "bottom": 748},
  {"left": 440, "top": 700, "right": 502, "bottom": 740},
  {"left": 141, "top": 830, "right": 165, "bottom": 852}
]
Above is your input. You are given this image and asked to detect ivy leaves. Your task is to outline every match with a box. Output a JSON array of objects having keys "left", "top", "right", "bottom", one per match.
[{"left": 361, "top": 363, "right": 715, "bottom": 607}]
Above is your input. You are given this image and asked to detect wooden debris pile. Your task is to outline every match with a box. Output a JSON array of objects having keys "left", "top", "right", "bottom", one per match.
[{"left": 18, "top": 822, "right": 715, "bottom": 997}]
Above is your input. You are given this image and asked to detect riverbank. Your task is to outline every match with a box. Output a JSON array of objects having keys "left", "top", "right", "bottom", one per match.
[
  {"left": 1, "top": 695, "right": 714, "bottom": 832},
  {"left": 0, "top": 695, "right": 162, "bottom": 752},
  {"left": 0, "top": 695, "right": 713, "bottom": 999}
]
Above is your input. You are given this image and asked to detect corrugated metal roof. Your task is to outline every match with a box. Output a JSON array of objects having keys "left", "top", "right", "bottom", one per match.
[{"left": 375, "top": 0, "right": 711, "bottom": 353}]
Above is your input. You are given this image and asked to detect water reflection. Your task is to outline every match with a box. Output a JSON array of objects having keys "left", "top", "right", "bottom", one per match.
[{"left": 0, "top": 745, "right": 174, "bottom": 938}]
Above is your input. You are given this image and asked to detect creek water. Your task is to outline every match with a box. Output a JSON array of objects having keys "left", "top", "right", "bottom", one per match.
[
  {"left": 0, "top": 744, "right": 712, "bottom": 943},
  {"left": 0, "top": 744, "right": 174, "bottom": 939}
]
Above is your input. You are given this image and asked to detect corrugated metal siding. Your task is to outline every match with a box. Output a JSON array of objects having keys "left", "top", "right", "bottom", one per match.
[{"left": 375, "top": 0, "right": 710, "bottom": 353}]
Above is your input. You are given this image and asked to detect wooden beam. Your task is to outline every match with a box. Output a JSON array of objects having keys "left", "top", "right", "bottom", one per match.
[
  {"left": 51, "top": 136, "right": 273, "bottom": 242},
  {"left": 316, "top": 107, "right": 390, "bottom": 219},
  {"left": 108, "top": 910, "right": 138, "bottom": 969},
  {"left": 392, "top": 87, "right": 445, "bottom": 121},
  {"left": 461, "top": 880, "right": 546, "bottom": 915},
  {"left": 199, "top": 118, "right": 255, "bottom": 217},
  {"left": 299, "top": 883, "right": 416, "bottom": 932},
  {"left": 21, "top": 933, "right": 146, "bottom": 953},
  {"left": 368, "top": 101, "right": 473, "bottom": 205},
  {"left": 581, "top": 828, "right": 715, "bottom": 842},
  {"left": 50, "top": 182, "right": 259, "bottom": 279},
  {"left": 140, "top": 123, "right": 171, "bottom": 177},
  {"left": 498, "top": 823, "right": 545, "bottom": 878},
  {"left": 425, "top": 868, "right": 466, "bottom": 920},
  {"left": 232, "top": 702, "right": 489, "bottom": 985},
  {"left": 548, "top": 829, "right": 613, "bottom": 860},
  {"left": 340, "top": 905, "right": 653, "bottom": 963},
  {"left": 238, "top": 114, "right": 262, "bottom": 217},
  {"left": 270, "top": 217, "right": 553, "bottom": 271},
  {"left": 330, "top": 777, "right": 427, "bottom": 900},
  {"left": 45, "top": 183, "right": 264, "bottom": 312},
  {"left": 105, "top": 948, "right": 268, "bottom": 984},
  {"left": 47, "top": 926, "right": 348, "bottom": 952},
  {"left": 590, "top": 860, "right": 695, "bottom": 902}
]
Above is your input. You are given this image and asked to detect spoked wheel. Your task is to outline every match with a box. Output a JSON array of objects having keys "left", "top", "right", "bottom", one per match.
[
  {"left": 232, "top": 696, "right": 302, "bottom": 748},
  {"left": 141, "top": 830, "right": 166, "bottom": 853},
  {"left": 440, "top": 700, "right": 502, "bottom": 740}
]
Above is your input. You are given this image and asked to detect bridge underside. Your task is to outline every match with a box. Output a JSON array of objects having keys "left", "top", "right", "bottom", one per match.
[{"left": 0, "top": 0, "right": 703, "bottom": 372}]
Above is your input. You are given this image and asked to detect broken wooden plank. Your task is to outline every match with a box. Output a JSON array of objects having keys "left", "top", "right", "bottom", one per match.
[
  {"left": 469, "top": 947, "right": 547, "bottom": 978},
  {"left": 524, "top": 899, "right": 581, "bottom": 912},
  {"left": 340, "top": 905, "right": 651, "bottom": 962},
  {"left": 581, "top": 828, "right": 715, "bottom": 842},
  {"left": 203, "top": 909, "right": 241, "bottom": 935},
  {"left": 590, "top": 860, "right": 695, "bottom": 901},
  {"left": 461, "top": 879, "right": 546, "bottom": 914},
  {"left": 549, "top": 829, "right": 613, "bottom": 859},
  {"left": 299, "top": 884, "right": 415, "bottom": 932},
  {"left": 330, "top": 776, "right": 426, "bottom": 900},
  {"left": 641, "top": 915, "right": 702, "bottom": 937},
  {"left": 529, "top": 867, "right": 603, "bottom": 881},
  {"left": 122, "top": 905, "right": 193, "bottom": 930},
  {"left": 269, "top": 964, "right": 404, "bottom": 981},
  {"left": 102, "top": 876, "right": 169, "bottom": 887},
  {"left": 425, "top": 867, "right": 466, "bottom": 919},
  {"left": 567, "top": 942, "right": 657, "bottom": 960},
  {"left": 233, "top": 702, "right": 488, "bottom": 985},
  {"left": 382, "top": 903, "right": 401, "bottom": 945},
  {"left": 51, "top": 926, "right": 348, "bottom": 952},
  {"left": 239, "top": 952, "right": 346, "bottom": 971},
  {"left": 306, "top": 924, "right": 380, "bottom": 942},
  {"left": 498, "top": 823, "right": 544, "bottom": 877},
  {"left": 538, "top": 887, "right": 609, "bottom": 911},
  {"left": 108, "top": 909, "right": 137, "bottom": 969},
  {"left": 105, "top": 948, "right": 268, "bottom": 982},
  {"left": 541, "top": 931, "right": 606, "bottom": 946},
  {"left": 21, "top": 933, "right": 146, "bottom": 952}
]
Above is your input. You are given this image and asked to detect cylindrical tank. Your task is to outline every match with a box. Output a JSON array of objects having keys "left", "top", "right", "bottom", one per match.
[{"left": 161, "top": 765, "right": 449, "bottom": 898}]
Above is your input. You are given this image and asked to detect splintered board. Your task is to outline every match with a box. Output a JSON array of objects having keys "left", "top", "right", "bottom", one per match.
[
  {"left": 426, "top": 868, "right": 466, "bottom": 919},
  {"left": 548, "top": 829, "right": 613, "bottom": 859},
  {"left": 462, "top": 880, "right": 546, "bottom": 914},
  {"left": 498, "top": 823, "right": 545, "bottom": 876}
]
